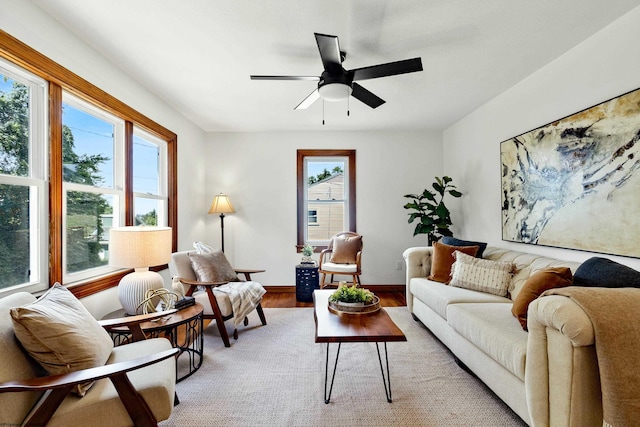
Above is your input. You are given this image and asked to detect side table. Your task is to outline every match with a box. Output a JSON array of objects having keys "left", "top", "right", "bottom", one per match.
[
  {"left": 102, "top": 303, "right": 204, "bottom": 382},
  {"left": 296, "top": 264, "right": 319, "bottom": 302}
]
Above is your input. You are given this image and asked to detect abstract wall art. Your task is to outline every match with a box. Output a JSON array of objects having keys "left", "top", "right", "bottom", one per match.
[{"left": 501, "top": 87, "right": 640, "bottom": 258}]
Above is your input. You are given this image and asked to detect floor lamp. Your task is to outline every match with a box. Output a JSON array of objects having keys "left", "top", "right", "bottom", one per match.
[
  {"left": 209, "top": 193, "right": 235, "bottom": 252},
  {"left": 109, "top": 226, "right": 172, "bottom": 315}
]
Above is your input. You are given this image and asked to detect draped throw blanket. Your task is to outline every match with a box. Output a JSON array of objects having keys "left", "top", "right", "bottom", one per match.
[
  {"left": 216, "top": 281, "right": 266, "bottom": 327},
  {"left": 544, "top": 287, "right": 640, "bottom": 427}
]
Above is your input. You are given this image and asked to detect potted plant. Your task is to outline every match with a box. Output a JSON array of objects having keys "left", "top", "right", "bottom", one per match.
[
  {"left": 327, "top": 282, "right": 380, "bottom": 314},
  {"left": 301, "top": 243, "right": 315, "bottom": 265},
  {"left": 403, "top": 176, "right": 462, "bottom": 245}
]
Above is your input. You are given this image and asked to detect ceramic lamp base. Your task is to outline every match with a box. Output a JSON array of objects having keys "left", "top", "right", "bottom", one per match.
[{"left": 118, "top": 268, "right": 164, "bottom": 315}]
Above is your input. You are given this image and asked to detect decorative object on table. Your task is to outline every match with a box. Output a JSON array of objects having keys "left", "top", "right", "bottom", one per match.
[
  {"left": 301, "top": 243, "right": 316, "bottom": 265},
  {"left": 327, "top": 283, "right": 380, "bottom": 314},
  {"left": 172, "top": 275, "right": 186, "bottom": 299},
  {"left": 208, "top": 193, "right": 235, "bottom": 253},
  {"left": 403, "top": 176, "right": 462, "bottom": 245},
  {"left": 501, "top": 86, "right": 640, "bottom": 258},
  {"left": 319, "top": 231, "right": 363, "bottom": 288},
  {"left": 137, "top": 288, "right": 179, "bottom": 314},
  {"left": 109, "top": 226, "right": 172, "bottom": 315}
]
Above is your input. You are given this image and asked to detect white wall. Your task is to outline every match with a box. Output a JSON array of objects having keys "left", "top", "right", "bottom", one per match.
[
  {"left": 443, "top": 6, "right": 640, "bottom": 270},
  {"left": 1, "top": 0, "right": 208, "bottom": 314},
  {"left": 202, "top": 130, "right": 442, "bottom": 285}
]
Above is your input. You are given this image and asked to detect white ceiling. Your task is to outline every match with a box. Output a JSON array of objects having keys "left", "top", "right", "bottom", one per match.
[{"left": 33, "top": 0, "right": 639, "bottom": 133}]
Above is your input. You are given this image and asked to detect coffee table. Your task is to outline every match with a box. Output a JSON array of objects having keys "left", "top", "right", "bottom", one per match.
[{"left": 313, "top": 290, "right": 407, "bottom": 403}]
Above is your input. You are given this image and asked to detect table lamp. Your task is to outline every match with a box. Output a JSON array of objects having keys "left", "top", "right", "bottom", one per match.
[
  {"left": 109, "top": 226, "right": 172, "bottom": 315},
  {"left": 208, "top": 193, "right": 235, "bottom": 252}
]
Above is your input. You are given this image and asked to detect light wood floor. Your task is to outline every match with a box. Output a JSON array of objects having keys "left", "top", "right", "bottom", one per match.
[{"left": 260, "top": 289, "right": 407, "bottom": 308}]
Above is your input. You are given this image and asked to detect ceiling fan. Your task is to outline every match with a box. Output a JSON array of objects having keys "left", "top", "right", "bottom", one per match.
[{"left": 250, "top": 32, "right": 423, "bottom": 111}]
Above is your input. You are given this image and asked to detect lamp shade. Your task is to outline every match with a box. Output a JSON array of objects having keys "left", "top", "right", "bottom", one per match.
[
  {"left": 208, "top": 194, "right": 235, "bottom": 214},
  {"left": 109, "top": 226, "right": 172, "bottom": 269}
]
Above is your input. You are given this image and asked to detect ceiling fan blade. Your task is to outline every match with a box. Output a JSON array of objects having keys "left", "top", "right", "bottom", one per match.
[
  {"left": 295, "top": 89, "right": 321, "bottom": 110},
  {"left": 352, "top": 57, "right": 423, "bottom": 81},
  {"left": 250, "top": 75, "right": 320, "bottom": 81},
  {"left": 351, "top": 83, "right": 385, "bottom": 109},
  {"left": 315, "top": 33, "right": 342, "bottom": 73}
]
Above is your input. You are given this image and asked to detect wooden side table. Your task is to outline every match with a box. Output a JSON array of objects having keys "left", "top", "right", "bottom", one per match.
[
  {"left": 102, "top": 303, "right": 204, "bottom": 382},
  {"left": 296, "top": 264, "right": 319, "bottom": 302}
]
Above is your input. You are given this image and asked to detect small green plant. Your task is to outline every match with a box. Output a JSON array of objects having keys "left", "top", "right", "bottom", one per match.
[
  {"left": 403, "top": 176, "right": 462, "bottom": 244},
  {"left": 302, "top": 244, "right": 314, "bottom": 257},
  {"left": 329, "top": 284, "right": 374, "bottom": 304}
]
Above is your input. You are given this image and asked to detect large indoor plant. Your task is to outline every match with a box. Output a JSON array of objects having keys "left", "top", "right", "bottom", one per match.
[{"left": 403, "top": 176, "right": 462, "bottom": 245}]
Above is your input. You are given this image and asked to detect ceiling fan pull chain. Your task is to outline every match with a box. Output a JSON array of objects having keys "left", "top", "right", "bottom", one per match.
[
  {"left": 322, "top": 100, "right": 325, "bottom": 125},
  {"left": 347, "top": 89, "right": 350, "bottom": 117}
]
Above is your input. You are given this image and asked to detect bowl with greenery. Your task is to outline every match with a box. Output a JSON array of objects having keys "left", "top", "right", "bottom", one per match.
[{"left": 328, "top": 283, "right": 380, "bottom": 314}]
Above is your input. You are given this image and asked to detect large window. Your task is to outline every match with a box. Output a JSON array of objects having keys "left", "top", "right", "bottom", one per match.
[
  {"left": 297, "top": 149, "right": 356, "bottom": 250},
  {"left": 0, "top": 59, "right": 47, "bottom": 294},
  {"left": 0, "top": 30, "right": 177, "bottom": 298}
]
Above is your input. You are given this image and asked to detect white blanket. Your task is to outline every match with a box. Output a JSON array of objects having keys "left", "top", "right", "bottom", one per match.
[{"left": 215, "top": 281, "right": 266, "bottom": 327}]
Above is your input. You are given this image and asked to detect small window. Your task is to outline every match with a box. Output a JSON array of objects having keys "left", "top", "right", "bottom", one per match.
[
  {"left": 297, "top": 149, "right": 356, "bottom": 249},
  {"left": 133, "top": 127, "right": 168, "bottom": 226}
]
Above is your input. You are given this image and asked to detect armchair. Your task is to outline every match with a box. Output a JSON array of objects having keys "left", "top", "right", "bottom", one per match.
[
  {"left": 318, "top": 231, "right": 363, "bottom": 288},
  {"left": 0, "top": 291, "right": 178, "bottom": 427},
  {"left": 169, "top": 250, "right": 267, "bottom": 347}
]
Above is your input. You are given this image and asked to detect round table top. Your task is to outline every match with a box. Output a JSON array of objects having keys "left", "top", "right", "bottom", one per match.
[{"left": 102, "top": 302, "right": 204, "bottom": 332}]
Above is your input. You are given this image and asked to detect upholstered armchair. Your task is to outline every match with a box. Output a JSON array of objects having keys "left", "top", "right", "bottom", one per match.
[
  {"left": 169, "top": 249, "right": 267, "bottom": 347},
  {"left": 318, "top": 231, "right": 363, "bottom": 288},
  {"left": 0, "top": 286, "right": 178, "bottom": 427}
]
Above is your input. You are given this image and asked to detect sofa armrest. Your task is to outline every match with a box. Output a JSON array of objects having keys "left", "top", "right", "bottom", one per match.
[
  {"left": 526, "top": 295, "right": 601, "bottom": 427},
  {"left": 402, "top": 247, "right": 432, "bottom": 312}
]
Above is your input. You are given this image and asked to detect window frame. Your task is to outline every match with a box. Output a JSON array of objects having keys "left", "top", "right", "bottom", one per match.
[
  {"left": 0, "top": 29, "right": 178, "bottom": 298},
  {"left": 296, "top": 149, "right": 356, "bottom": 252}
]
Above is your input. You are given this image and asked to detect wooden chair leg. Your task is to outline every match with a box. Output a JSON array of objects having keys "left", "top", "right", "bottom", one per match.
[
  {"left": 320, "top": 272, "right": 326, "bottom": 289},
  {"left": 205, "top": 287, "right": 231, "bottom": 347},
  {"left": 255, "top": 303, "right": 267, "bottom": 325}
]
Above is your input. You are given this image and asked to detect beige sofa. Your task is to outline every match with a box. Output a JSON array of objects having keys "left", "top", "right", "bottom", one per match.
[{"left": 404, "top": 246, "right": 602, "bottom": 427}]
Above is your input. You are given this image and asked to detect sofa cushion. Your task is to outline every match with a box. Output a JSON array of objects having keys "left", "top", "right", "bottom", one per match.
[
  {"left": 410, "top": 277, "right": 511, "bottom": 320},
  {"left": 450, "top": 251, "right": 515, "bottom": 297},
  {"left": 10, "top": 284, "right": 114, "bottom": 396},
  {"left": 483, "top": 247, "right": 580, "bottom": 300},
  {"left": 511, "top": 267, "right": 573, "bottom": 330},
  {"left": 428, "top": 241, "right": 479, "bottom": 283},
  {"left": 573, "top": 257, "right": 640, "bottom": 288},
  {"left": 188, "top": 250, "right": 238, "bottom": 283},
  {"left": 448, "top": 303, "right": 529, "bottom": 380},
  {"left": 441, "top": 236, "right": 488, "bottom": 258}
]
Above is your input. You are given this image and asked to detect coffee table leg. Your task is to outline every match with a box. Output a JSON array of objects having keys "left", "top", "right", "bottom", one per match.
[
  {"left": 376, "top": 342, "right": 393, "bottom": 403},
  {"left": 324, "top": 342, "right": 341, "bottom": 404}
]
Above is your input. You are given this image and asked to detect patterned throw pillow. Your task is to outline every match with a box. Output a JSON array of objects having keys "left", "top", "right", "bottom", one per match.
[{"left": 449, "top": 251, "right": 515, "bottom": 296}]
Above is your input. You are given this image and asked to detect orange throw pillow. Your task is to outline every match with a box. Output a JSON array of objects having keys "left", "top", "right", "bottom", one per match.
[
  {"left": 511, "top": 267, "right": 573, "bottom": 330},
  {"left": 428, "top": 241, "right": 479, "bottom": 283}
]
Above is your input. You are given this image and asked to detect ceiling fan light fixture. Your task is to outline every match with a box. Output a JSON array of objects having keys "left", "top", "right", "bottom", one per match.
[{"left": 318, "top": 83, "right": 352, "bottom": 102}]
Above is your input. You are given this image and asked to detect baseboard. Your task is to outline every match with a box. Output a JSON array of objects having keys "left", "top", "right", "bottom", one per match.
[{"left": 264, "top": 284, "right": 405, "bottom": 293}]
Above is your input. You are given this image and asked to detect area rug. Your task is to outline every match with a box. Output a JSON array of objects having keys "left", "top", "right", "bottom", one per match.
[{"left": 160, "top": 307, "right": 526, "bottom": 426}]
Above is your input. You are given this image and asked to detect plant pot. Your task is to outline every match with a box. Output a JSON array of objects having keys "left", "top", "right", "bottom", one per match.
[{"left": 328, "top": 295, "right": 380, "bottom": 315}]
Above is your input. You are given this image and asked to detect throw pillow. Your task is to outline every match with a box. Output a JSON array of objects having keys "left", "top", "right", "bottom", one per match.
[
  {"left": 573, "top": 257, "right": 640, "bottom": 288},
  {"left": 511, "top": 267, "right": 573, "bottom": 330},
  {"left": 428, "top": 241, "right": 479, "bottom": 283},
  {"left": 441, "top": 236, "right": 488, "bottom": 258},
  {"left": 10, "top": 283, "right": 114, "bottom": 396},
  {"left": 189, "top": 250, "right": 238, "bottom": 282},
  {"left": 449, "top": 251, "right": 515, "bottom": 296},
  {"left": 330, "top": 234, "right": 363, "bottom": 264}
]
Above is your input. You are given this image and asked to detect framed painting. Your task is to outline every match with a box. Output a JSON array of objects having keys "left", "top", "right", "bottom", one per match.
[{"left": 501, "top": 86, "right": 640, "bottom": 258}]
